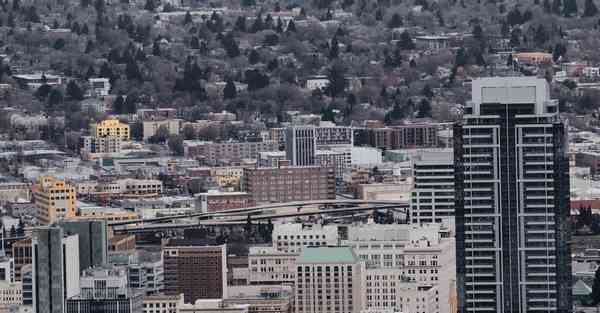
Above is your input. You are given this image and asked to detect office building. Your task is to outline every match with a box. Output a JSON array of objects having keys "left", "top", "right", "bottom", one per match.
[
  {"left": 454, "top": 77, "right": 571, "bottom": 312},
  {"left": 142, "top": 293, "right": 182, "bottom": 313},
  {"left": 410, "top": 150, "right": 455, "bottom": 224},
  {"left": 272, "top": 223, "right": 339, "bottom": 253},
  {"left": 247, "top": 247, "right": 298, "bottom": 285},
  {"left": 225, "top": 285, "right": 292, "bottom": 313},
  {"left": 33, "top": 176, "right": 76, "bottom": 225},
  {"left": 142, "top": 119, "right": 181, "bottom": 141},
  {"left": 59, "top": 220, "right": 108, "bottom": 272},
  {"left": 285, "top": 126, "right": 317, "bottom": 166},
  {"left": 79, "top": 136, "right": 121, "bottom": 159},
  {"left": 91, "top": 118, "right": 130, "bottom": 140},
  {"left": 314, "top": 126, "right": 353, "bottom": 147},
  {"left": 196, "top": 191, "right": 253, "bottom": 213},
  {"left": 66, "top": 267, "right": 143, "bottom": 313},
  {"left": 163, "top": 244, "right": 227, "bottom": 303},
  {"left": 178, "top": 299, "right": 249, "bottom": 313},
  {"left": 12, "top": 239, "right": 31, "bottom": 282},
  {"left": 0, "top": 182, "right": 30, "bottom": 204},
  {"left": 355, "top": 123, "right": 440, "bottom": 150},
  {"left": 344, "top": 223, "right": 455, "bottom": 313},
  {"left": 243, "top": 166, "right": 335, "bottom": 204},
  {"left": 21, "top": 265, "right": 32, "bottom": 305},
  {"left": 183, "top": 141, "right": 278, "bottom": 165},
  {"left": 32, "top": 227, "right": 80, "bottom": 313},
  {"left": 294, "top": 246, "right": 364, "bottom": 313}
]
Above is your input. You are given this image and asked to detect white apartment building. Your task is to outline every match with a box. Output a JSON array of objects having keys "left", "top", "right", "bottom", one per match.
[
  {"left": 410, "top": 150, "right": 454, "bottom": 224},
  {"left": 0, "top": 280, "right": 22, "bottom": 309},
  {"left": 272, "top": 223, "right": 339, "bottom": 253},
  {"left": 294, "top": 246, "right": 364, "bottom": 313},
  {"left": 361, "top": 273, "right": 440, "bottom": 313},
  {"left": 79, "top": 136, "right": 121, "bottom": 159},
  {"left": 79, "top": 268, "right": 128, "bottom": 299},
  {"left": 247, "top": 246, "right": 298, "bottom": 285},
  {"left": 143, "top": 119, "right": 181, "bottom": 141},
  {"left": 344, "top": 223, "right": 455, "bottom": 313},
  {"left": 88, "top": 78, "right": 111, "bottom": 97},
  {"left": 0, "top": 182, "right": 30, "bottom": 204}
]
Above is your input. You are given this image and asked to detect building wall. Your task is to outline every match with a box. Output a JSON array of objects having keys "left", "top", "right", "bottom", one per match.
[
  {"left": 92, "top": 119, "right": 130, "bottom": 140},
  {"left": 272, "top": 224, "right": 339, "bottom": 253},
  {"left": 0, "top": 183, "right": 30, "bottom": 204},
  {"left": 285, "top": 127, "right": 316, "bottom": 166},
  {"left": 247, "top": 247, "right": 298, "bottom": 285},
  {"left": 33, "top": 176, "right": 76, "bottom": 225},
  {"left": 184, "top": 141, "right": 278, "bottom": 165},
  {"left": 243, "top": 166, "right": 335, "bottom": 204},
  {"left": 163, "top": 245, "right": 227, "bottom": 303},
  {"left": 143, "top": 119, "right": 181, "bottom": 140}
]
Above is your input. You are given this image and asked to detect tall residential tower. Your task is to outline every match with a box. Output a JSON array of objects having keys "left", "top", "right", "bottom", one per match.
[{"left": 454, "top": 77, "right": 571, "bottom": 313}]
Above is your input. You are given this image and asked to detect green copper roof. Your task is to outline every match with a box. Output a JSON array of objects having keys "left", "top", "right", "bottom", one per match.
[{"left": 297, "top": 246, "right": 357, "bottom": 264}]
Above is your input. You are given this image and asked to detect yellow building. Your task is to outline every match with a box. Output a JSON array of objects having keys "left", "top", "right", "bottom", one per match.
[
  {"left": 33, "top": 176, "right": 76, "bottom": 225},
  {"left": 91, "top": 118, "right": 130, "bottom": 140}
]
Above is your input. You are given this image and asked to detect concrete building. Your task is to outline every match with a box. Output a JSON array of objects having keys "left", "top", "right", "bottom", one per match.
[
  {"left": 315, "top": 126, "right": 353, "bottom": 148},
  {"left": 79, "top": 136, "right": 121, "bottom": 159},
  {"left": 66, "top": 267, "right": 143, "bottom": 313},
  {"left": 294, "top": 246, "right": 364, "bottom": 313},
  {"left": 272, "top": 223, "right": 339, "bottom": 253},
  {"left": 184, "top": 141, "right": 278, "bottom": 165},
  {"left": 163, "top": 244, "right": 227, "bottom": 303},
  {"left": 137, "top": 108, "right": 177, "bottom": 121},
  {"left": 124, "top": 252, "right": 164, "bottom": 295},
  {"left": 32, "top": 227, "right": 80, "bottom": 313},
  {"left": 98, "top": 178, "right": 163, "bottom": 195},
  {"left": 12, "top": 239, "right": 31, "bottom": 282},
  {"left": 344, "top": 223, "right": 455, "bottom": 313},
  {"left": 143, "top": 119, "right": 181, "bottom": 141},
  {"left": 58, "top": 220, "right": 108, "bottom": 272},
  {"left": 247, "top": 247, "right": 298, "bottom": 285},
  {"left": 355, "top": 124, "right": 440, "bottom": 150},
  {"left": 575, "top": 151, "right": 600, "bottom": 176},
  {"left": 33, "top": 176, "right": 76, "bottom": 225},
  {"left": 225, "top": 285, "right": 292, "bottom": 313},
  {"left": 142, "top": 293, "right": 182, "bottom": 313},
  {"left": 0, "top": 280, "right": 22, "bottom": 310},
  {"left": 177, "top": 299, "right": 249, "bottom": 313},
  {"left": 258, "top": 151, "right": 287, "bottom": 168},
  {"left": 243, "top": 166, "right": 335, "bottom": 204},
  {"left": 410, "top": 150, "right": 454, "bottom": 224},
  {"left": 13, "top": 73, "right": 62, "bottom": 89},
  {"left": 196, "top": 191, "right": 252, "bottom": 213},
  {"left": 454, "top": 77, "right": 571, "bottom": 312},
  {"left": 315, "top": 150, "right": 349, "bottom": 180},
  {"left": 285, "top": 126, "right": 317, "bottom": 166},
  {"left": 0, "top": 183, "right": 30, "bottom": 204},
  {"left": 87, "top": 78, "right": 111, "bottom": 97},
  {"left": 91, "top": 118, "right": 130, "bottom": 140}
]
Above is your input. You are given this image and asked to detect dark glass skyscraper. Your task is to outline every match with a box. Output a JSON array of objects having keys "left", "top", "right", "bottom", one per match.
[{"left": 454, "top": 77, "right": 571, "bottom": 313}]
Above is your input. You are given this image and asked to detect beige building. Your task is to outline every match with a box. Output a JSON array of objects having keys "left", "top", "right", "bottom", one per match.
[
  {"left": 211, "top": 167, "right": 245, "bottom": 189},
  {"left": 247, "top": 247, "right": 298, "bottom": 285},
  {"left": 0, "top": 182, "right": 30, "bottom": 204},
  {"left": 79, "top": 136, "right": 121, "bottom": 160},
  {"left": 225, "top": 285, "right": 292, "bottom": 313},
  {"left": 91, "top": 118, "right": 130, "bottom": 140},
  {"left": 272, "top": 223, "right": 339, "bottom": 253},
  {"left": 143, "top": 293, "right": 182, "bottom": 313},
  {"left": 143, "top": 119, "right": 181, "bottom": 141},
  {"left": 0, "top": 281, "right": 22, "bottom": 310},
  {"left": 97, "top": 179, "right": 163, "bottom": 195},
  {"left": 294, "top": 246, "right": 364, "bottom": 313},
  {"left": 33, "top": 176, "right": 76, "bottom": 225}
]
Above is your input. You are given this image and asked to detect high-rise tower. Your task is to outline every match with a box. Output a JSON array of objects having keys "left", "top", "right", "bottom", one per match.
[{"left": 454, "top": 77, "right": 571, "bottom": 313}]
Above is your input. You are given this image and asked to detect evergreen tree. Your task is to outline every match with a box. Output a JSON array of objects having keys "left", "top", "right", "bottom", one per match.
[
  {"left": 455, "top": 47, "right": 468, "bottom": 66},
  {"left": 276, "top": 17, "right": 283, "bottom": 33},
  {"left": 223, "top": 79, "right": 237, "bottom": 100},
  {"left": 417, "top": 98, "right": 432, "bottom": 118},
  {"left": 221, "top": 32, "right": 240, "bottom": 57},
  {"left": 552, "top": 0, "right": 562, "bottom": 14},
  {"left": 387, "top": 13, "right": 403, "bottom": 28},
  {"left": 329, "top": 36, "right": 339, "bottom": 59},
  {"left": 152, "top": 41, "right": 161, "bottom": 56},
  {"left": 397, "top": 31, "right": 415, "bottom": 50},
  {"left": 184, "top": 10, "right": 192, "bottom": 24},
  {"left": 563, "top": 0, "right": 578, "bottom": 15},
  {"left": 286, "top": 20, "right": 296, "bottom": 32},
  {"left": 85, "top": 66, "right": 96, "bottom": 79},
  {"left": 422, "top": 84, "right": 434, "bottom": 98},
  {"left": 584, "top": 0, "right": 599, "bottom": 16},
  {"left": 113, "top": 95, "right": 124, "bottom": 113},
  {"left": 234, "top": 16, "right": 246, "bottom": 32},
  {"left": 325, "top": 63, "right": 346, "bottom": 97},
  {"left": 85, "top": 40, "right": 94, "bottom": 53},
  {"left": 126, "top": 59, "right": 142, "bottom": 81},
  {"left": 190, "top": 37, "right": 200, "bottom": 49},
  {"left": 248, "top": 49, "right": 260, "bottom": 64},
  {"left": 66, "top": 80, "right": 84, "bottom": 100},
  {"left": 507, "top": 7, "right": 522, "bottom": 25},
  {"left": 473, "top": 24, "right": 483, "bottom": 41},
  {"left": 543, "top": 0, "right": 552, "bottom": 12},
  {"left": 534, "top": 25, "right": 548, "bottom": 46},
  {"left": 144, "top": 0, "right": 156, "bottom": 11}
]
